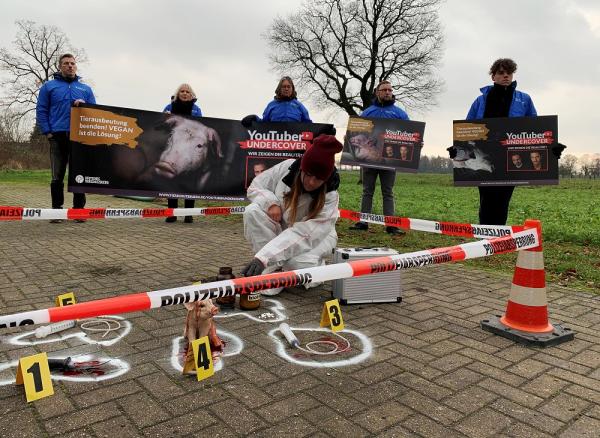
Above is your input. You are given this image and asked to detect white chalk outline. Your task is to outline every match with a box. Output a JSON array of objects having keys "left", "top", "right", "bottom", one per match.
[
  {"left": 267, "top": 326, "right": 372, "bottom": 368},
  {"left": 4, "top": 315, "right": 131, "bottom": 347},
  {"left": 215, "top": 298, "right": 287, "bottom": 323},
  {"left": 170, "top": 329, "right": 244, "bottom": 374},
  {"left": 0, "top": 355, "right": 130, "bottom": 386}
]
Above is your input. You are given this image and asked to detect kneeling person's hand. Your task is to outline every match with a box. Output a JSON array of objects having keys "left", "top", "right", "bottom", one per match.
[
  {"left": 267, "top": 204, "right": 282, "bottom": 223},
  {"left": 241, "top": 258, "right": 265, "bottom": 277}
]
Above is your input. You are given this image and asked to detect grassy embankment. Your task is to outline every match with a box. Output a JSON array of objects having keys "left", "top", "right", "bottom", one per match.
[{"left": 1, "top": 169, "right": 599, "bottom": 293}]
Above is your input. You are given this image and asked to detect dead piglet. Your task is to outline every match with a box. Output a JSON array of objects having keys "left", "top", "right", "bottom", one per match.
[{"left": 182, "top": 299, "right": 224, "bottom": 375}]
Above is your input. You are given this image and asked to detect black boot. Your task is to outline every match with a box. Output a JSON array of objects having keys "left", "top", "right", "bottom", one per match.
[
  {"left": 386, "top": 226, "right": 405, "bottom": 235},
  {"left": 349, "top": 221, "right": 368, "bottom": 231},
  {"left": 184, "top": 199, "right": 194, "bottom": 223},
  {"left": 166, "top": 198, "right": 178, "bottom": 222},
  {"left": 50, "top": 181, "right": 64, "bottom": 209}
]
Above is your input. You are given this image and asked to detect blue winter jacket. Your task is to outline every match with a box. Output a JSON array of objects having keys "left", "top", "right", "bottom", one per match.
[
  {"left": 36, "top": 73, "right": 96, "bottom": 134},
  {"left": 361, "top": 100, "right": 409, "bottom": 120},
  {"left": 261, "top": 98, "right": 312, "bottom": 123},
  {"left": 466, "top": 82, "right": 537, "bottom": 120},
  {"left": 163, "top": 102, "right": 202, "bottom": 117}
]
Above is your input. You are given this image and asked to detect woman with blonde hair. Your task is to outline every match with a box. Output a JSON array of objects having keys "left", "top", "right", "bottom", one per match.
[
  {"left": 241, "top": 134, "right": 343, "bottom": 295},
  {"left": 163, "top": 83, "right": 203, "bottom": 223}
]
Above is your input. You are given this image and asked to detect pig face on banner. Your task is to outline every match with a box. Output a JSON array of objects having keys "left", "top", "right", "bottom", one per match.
[
  {"left": 154, "top": 116, "right": 223, "bottom": 178},
  {"left": 349, "top": 133, "right": 382, "bottom": 163}
]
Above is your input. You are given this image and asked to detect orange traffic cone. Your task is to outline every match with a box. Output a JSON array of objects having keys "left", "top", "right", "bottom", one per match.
[{"left": 481, "top": 219, "right": 574, "bottom": 347}]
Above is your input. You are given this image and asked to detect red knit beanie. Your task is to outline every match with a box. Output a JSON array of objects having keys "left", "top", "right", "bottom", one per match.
[{"left": 300, "top": 134, "right": 343, "bottom": 180}]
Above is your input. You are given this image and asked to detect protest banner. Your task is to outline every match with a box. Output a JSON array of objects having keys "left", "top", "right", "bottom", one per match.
[
  {"left": 340, "top": 116, "right": 425, "bottom": 172},
  {"left": 68, "top": 104, "right": 332, "bottom": 200},
  {"left": 452, "top": 115, "right": 559, "bottom": 186}
]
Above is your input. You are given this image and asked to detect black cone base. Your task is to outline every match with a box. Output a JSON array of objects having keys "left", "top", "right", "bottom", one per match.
[{"left": 481, "top": 315, "right": 575, "bottom": 347}]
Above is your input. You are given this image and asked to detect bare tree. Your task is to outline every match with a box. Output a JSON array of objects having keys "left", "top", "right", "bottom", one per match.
[
  {"left": 0, "top": 20, "right": 87, "bottom": 121},
  {"left": 559, "top": 154, "right": 578, "bottom": 178},
  {"left": 266, "top": 0, "right": 444, "bottom": 115},
  {"left": 0, "top": 109, "right": 27, "bottom": 142}
]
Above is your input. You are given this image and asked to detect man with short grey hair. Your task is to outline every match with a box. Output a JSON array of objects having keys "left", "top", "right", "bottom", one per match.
[{"left": 350, "top": 80, "right": 409, "bottom": 235}]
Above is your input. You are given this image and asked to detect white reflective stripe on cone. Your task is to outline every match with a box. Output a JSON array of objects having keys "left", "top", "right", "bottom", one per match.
[
  {"left": 508, "top": 284, "right": 548, "bottom": 307},
  {"left": 516, "top": 250, "right": 545, "bottom": 270}
]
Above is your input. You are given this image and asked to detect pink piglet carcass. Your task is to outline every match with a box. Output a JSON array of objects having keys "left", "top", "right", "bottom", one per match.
[{"left": 183, "top": 299, "right": 224, "bottom": 360}]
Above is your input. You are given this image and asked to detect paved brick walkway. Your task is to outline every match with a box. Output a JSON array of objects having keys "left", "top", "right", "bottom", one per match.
[{"left": 0, "top": 183, "right": 599, "bottom": 437}]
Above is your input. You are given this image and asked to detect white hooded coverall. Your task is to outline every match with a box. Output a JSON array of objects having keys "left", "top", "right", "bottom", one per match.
[{"left": 244, "top": 159, "right": 339, "bottom": 294}]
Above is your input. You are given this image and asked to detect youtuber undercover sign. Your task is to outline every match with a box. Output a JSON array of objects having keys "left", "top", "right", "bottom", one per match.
[
  {"left": 452, "top": 115, "right": 559, "bottom": 186},
  {"left": 68, "top": 104, "right": 332, "bottom": 200}
]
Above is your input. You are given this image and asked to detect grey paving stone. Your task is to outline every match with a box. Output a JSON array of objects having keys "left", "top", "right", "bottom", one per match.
[
  {"left": 490, "top": 398, "right": 564, "bottom": 434},
  {"left": 44, "top": 402, "right": 121, "bottom": 434},
  {"left": 0, "top": 408, "right": 44, "bottom": 438},
  {"left": 444, "top": 386, "right": 499, "bottom": 415},
  {"left": 403, "top": 414, "right": 466, "bottom": 438},
  {"left": 118, "top": 392, "right": 170, "bottom": 428},
  {"left": 398, "top": 390, "right": 462, "bottom": 425},
  {"left": 256, "top": 392, "right": 320, "bottom": 423},
  {"left": 455, "top": 407, "right": 513, "bottom": 437},
  {"left": 91, "top": 415, "right": 142, "bottom": 437},
  {"left": 538, "top": 392, "right": 591, "bottom": 423},
  {"left": 353, "top": 400, "right": 413, "bottom": 433},
  {"left": 558, "top": 415, "right": 600, "bottom": 438},
  {"left": 210, "top": 398, "right": 267, "bottom": 434},
  {"left": 142, "top": 410, "right": 217, "bottom": 436}
]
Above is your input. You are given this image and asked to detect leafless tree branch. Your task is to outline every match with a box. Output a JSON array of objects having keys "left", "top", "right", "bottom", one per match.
[{"left": 265, "top": 0, "right": 444, "bottom": 115}]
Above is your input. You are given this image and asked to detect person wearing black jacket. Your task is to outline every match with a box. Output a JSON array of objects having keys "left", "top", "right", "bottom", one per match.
[{"left": 162, "top": 83, "right": 203, "bottom": 223}]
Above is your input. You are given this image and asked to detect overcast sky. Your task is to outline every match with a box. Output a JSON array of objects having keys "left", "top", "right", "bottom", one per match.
[{"left": 1, "top": 0, "right": 599, "bottom": 157}]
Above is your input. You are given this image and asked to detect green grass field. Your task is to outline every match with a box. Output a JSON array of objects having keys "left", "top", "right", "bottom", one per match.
[
  {"left": 2, "top": 169, "right": 599, "bottom": 293},
  {"left": 337, "top": 171, "right": 600, "bottom": 293}
]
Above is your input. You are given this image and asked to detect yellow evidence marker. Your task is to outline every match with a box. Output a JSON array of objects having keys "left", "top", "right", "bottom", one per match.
[
  {"left": 55, "top": 292, "right": 76, "bottom": 307},
  {"left": 320, "top": 298, "right": 345, "bottom": 332},
  {"left": 191, "top": 336, "right": 214, "bottom": 381},
  {"left": 15, "top": 352, "right": 54, "bottom": 402}
]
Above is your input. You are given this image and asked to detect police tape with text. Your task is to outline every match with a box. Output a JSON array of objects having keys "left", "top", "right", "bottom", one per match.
[
  {"left": 1, "top": 205, "right": 524, "bottom": 239},
  {"left": 0, "top": 228, "right": 540, "bottom": 330}
]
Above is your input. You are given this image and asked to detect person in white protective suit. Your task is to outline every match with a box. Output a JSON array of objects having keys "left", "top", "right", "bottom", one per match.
[{"left": 241, "top": 134, "right": 344, "bottom": 295}]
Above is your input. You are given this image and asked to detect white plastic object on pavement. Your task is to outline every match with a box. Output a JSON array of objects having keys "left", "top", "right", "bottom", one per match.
[{"left": 34, "top": 320, "right": 76, "bottom": 338}]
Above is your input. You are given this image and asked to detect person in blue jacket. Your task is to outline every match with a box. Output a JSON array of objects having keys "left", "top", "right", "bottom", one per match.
[
  {"left": 36, "top": 53, "right": 96, "bottom": 223},
  {"left": 241, "top": 76, "right": 312, "bottom": 126},
  {"left": 350, "top": 80, "right": 409, "bottom": 235},
  {"left": 163, "top": 83, "right": 202, "bottom": 223},
  {"left": 467, "top": 58, "right": 536, "bottom": 225}
]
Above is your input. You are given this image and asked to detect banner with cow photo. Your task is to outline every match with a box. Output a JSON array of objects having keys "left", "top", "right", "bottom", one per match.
[
  {"left": 340, "top": 116, "right": 425, "bottom": 172},
  {"left": 68, "top": 104, "right": 333, "bottom": 200},
  {"left": 452, "top": 115, "right": 559, "bottom": 186}
]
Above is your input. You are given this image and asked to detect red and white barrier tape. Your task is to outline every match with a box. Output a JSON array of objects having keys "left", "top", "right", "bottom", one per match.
[
  {"left": 339, "top": 209, "right": 524, "bottom": 239},
  {"left": 0, "top": 206, "right": 246, "bottom": 221},
  {"left": 0, "top": 228, "right": 539, "bottom": 330},
  {"left": 2, "top": 205, "right": 523, "bottom": 239}
]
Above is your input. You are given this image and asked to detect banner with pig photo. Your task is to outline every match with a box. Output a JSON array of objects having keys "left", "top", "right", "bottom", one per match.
[
  {"left": 452, "top": 115, "right": 559, "bottom": 186},
  {"left": 340, "top": 116, "right": 425, "bottom": 172},
  {"left": 68, "top": 104, "right": 333, "bottom": 200}
]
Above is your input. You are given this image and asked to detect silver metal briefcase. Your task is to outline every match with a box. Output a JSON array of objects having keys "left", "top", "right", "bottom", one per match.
[{"left": 332, "top": 247, "right": 402, "bottom": 305}]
